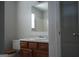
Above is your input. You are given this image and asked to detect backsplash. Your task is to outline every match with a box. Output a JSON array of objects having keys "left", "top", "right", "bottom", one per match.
[{"left": 31, "top": 32, "right": 48, "bottom": 39}]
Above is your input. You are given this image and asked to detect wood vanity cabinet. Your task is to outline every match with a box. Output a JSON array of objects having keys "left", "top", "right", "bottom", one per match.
[
  {"left": 20, "top": 48, "right": 32, "bottom": 57},
  {"left": 33, "top": 49, "right": 48, "bottom": 57},
  {"left": 20, "top": 41, "right": 28, "bottom": 48},
  {"left": 20, "top": 41, "right": 48, "bottom": 57},
  {"left": 38, "top": 43, "right": 48, "bottom": 50},
  {"left": 28, "top": 42, "right": 37, "bottom": 49}
]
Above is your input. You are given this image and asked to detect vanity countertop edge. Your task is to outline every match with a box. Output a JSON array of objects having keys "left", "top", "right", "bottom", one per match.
[{"left": 19, "top": 38, "right": 49, "bottom": 43}]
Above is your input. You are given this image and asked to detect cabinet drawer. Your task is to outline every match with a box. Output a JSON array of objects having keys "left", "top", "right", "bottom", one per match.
[
  {"left": 22, "top": 53, "right": 32, "bottom": 57},
  {"left": 20, "top": 41, "right": 28, "bottom": 48},
  {"left": 28, "top": 42, "right": 37, "bottom": 49},
  {"left": 38, "top": 43, "right": 48, "bottom": 50},
  {"left": 20, "top": 48, "right": 32, "bottom": 57},
  {"left": 33, "top": 50, "right": 48, "bottom": 57}
]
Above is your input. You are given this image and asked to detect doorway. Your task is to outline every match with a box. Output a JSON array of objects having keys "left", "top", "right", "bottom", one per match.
[{"left": 60, "top": 1, "right": 79, "bottom": 57}]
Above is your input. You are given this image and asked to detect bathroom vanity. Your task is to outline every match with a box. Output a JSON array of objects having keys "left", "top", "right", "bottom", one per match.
[{"left": 19, "top": 39, "right": 49, "bottom": 57}]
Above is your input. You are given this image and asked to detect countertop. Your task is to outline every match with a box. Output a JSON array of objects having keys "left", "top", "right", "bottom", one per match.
[{"left": 19, "top": 38, "right": 49, "bottom": 43}]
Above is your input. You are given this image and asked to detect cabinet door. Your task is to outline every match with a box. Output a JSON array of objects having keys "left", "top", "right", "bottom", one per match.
[
  {"left": 20, "top": 48, "right": 32, "bottom": 57},
  {"left": 33, "top": 50, "right": 48, "bottom": 57},
  {"left": 20, "top": 41, "right": 28, "bottom": 48},
  {"left": 38, "top": 43, "right": 48, "bottom": 50},
  {"left": 28, "top": 42, "right": 37, "bottom": 49}
]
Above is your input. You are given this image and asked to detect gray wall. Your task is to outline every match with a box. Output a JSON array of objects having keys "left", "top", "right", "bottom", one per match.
[
  {"left": 48, "top": 1, "right": 61, "bottom": 57},
  {"left": 17, "top": 1, "right": 32, "bottom": 39},
  {"left": 0, "top": 1, "right": 5, "bottom": 54},
  {"left": 4, "top": 1, "right": 17, "bottom": 48}
]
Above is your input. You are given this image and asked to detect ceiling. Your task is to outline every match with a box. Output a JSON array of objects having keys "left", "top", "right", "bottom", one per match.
[{"left": 35, "top": 2, "right": 48, "bottom": 11}]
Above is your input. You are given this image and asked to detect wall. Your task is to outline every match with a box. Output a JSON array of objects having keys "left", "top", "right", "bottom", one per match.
[
  {"left": 0, "top": 2, "right": 5, "bottom": 54},
  {"left": 17, "top": 1, "right": 32, "bottom": 39},
  {"left": 5, "top": 1, "right": 17, "bottom": 48},
  {"left": 48, "top": 1, "right": 61, "bottom": 57}
]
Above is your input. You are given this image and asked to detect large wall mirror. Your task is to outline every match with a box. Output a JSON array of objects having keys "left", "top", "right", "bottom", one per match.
[{"left": 31, "top": 2, "right": 48, "bottom": 32}]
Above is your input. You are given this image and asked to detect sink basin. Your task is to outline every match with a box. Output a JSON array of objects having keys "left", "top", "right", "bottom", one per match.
[{"left": 35, "top": 37, "right": 47, "bottom": 40}]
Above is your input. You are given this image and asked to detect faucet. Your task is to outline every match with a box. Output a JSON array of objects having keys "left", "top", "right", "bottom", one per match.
[{"left": 38, "top": 35, "right": 44, "bottom": 38}]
